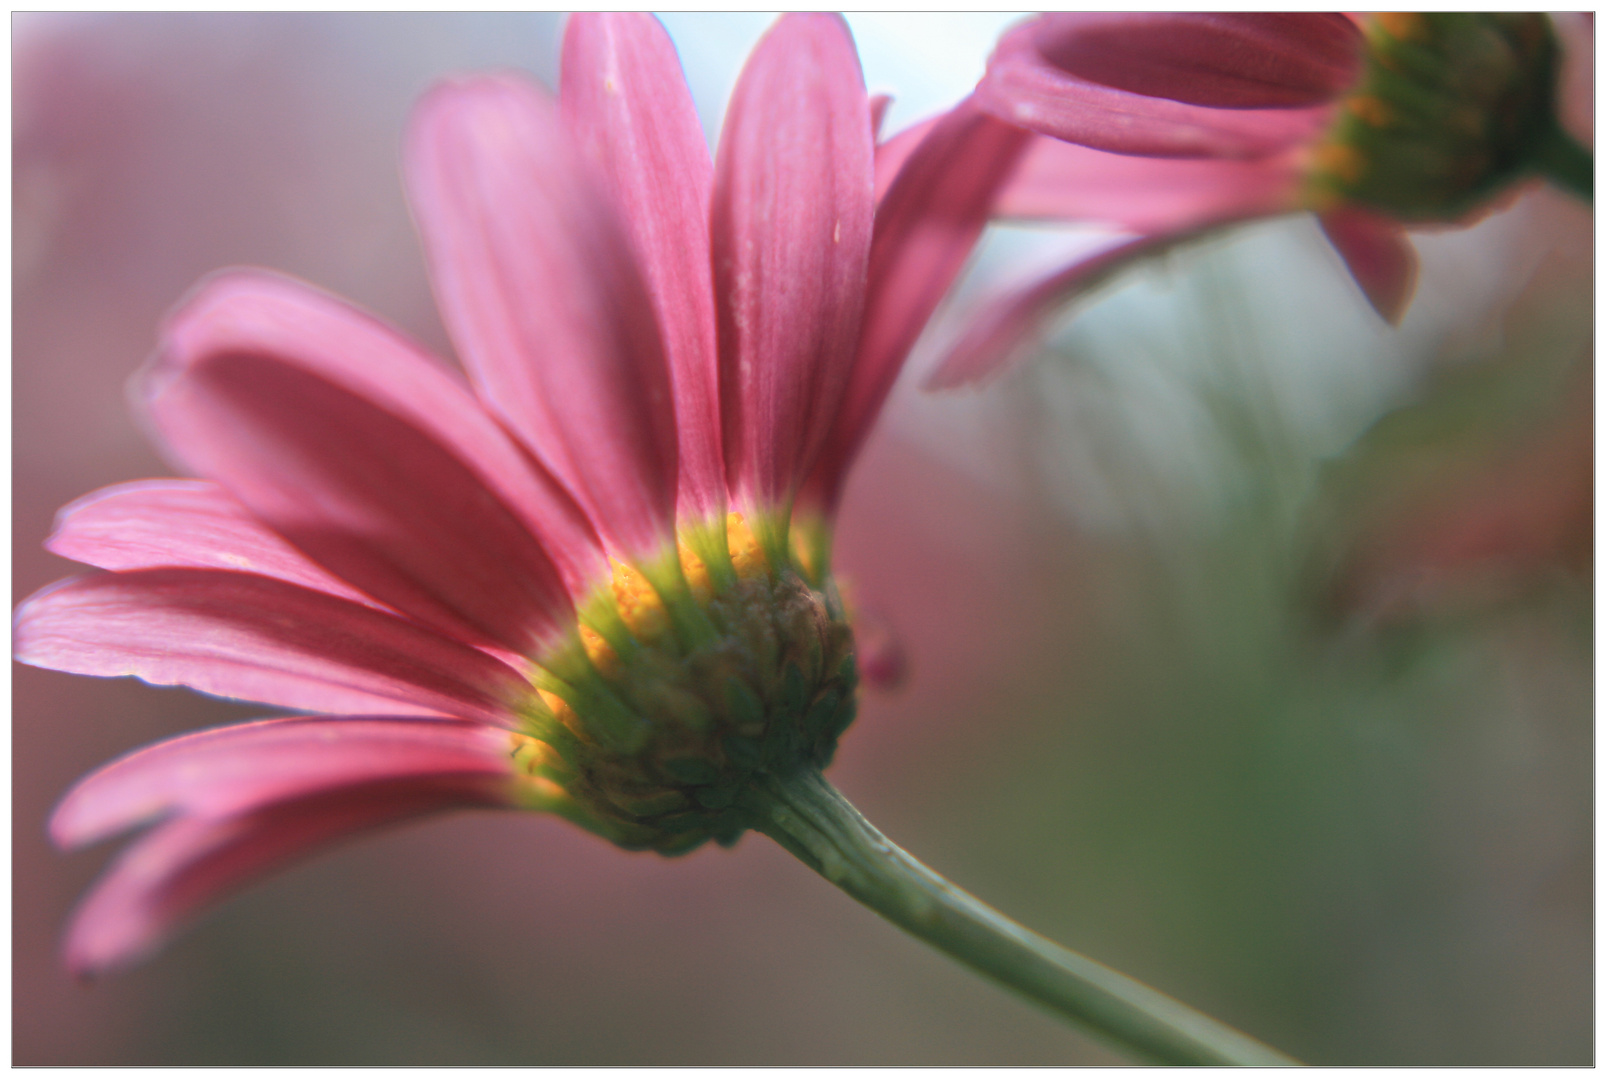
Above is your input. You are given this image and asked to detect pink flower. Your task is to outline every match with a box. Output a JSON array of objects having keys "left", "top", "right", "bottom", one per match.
[
  {"left": 16, "top": 13, "right": 996, "bottom": 976},
  {"left": 918, "top": 12, "right": 1584, "bottom": 387}
]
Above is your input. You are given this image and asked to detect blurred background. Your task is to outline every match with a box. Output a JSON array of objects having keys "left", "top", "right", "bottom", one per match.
[{"left": 13, "top": 12, "right": 1591, "bottom": 1065}]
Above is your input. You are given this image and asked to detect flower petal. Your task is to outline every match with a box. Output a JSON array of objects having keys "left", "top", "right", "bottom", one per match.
[
  {"left": 561, "top": 13, "right": 725, "bottom": 524},
  {"left": 47, "top": 479, "right": 373, "bottom": 606},
  {"left": 803, "top": 100, "right": 1031, "bottom": 512},
  {"left": 51, "top": 716, "right": 515, "bottom": 849},
  {"left": 869, "top": 93, "right": 892, "bottom": 141},
  {"left": 712, "top": 13, "right": 875, "bottom": 509},
  {"left": 872, "top": 116, "right": 933, "bottom": 205},
  {"left": 852, "top": 607, "right": 908, "bottom": 692},
  {"left": 406, "top": 74, "right": 679, "bottom": 560},
  {"left": 145, "top": 272, "right": 595, "bottom": 655},
  {"left": 994, "top": 134, "right": 1304, "bottom": 232},
  {"left": 1028, "top": 13, "right": 1363, "bottom": 109},
  {"left": 927, "top": 233, "right": 1198, "bottom": 389},
  {"left": 974, "top": 16, "right": 1346, "bottom": 159},
  {"left": 1319, "top": 206, "right": 1419, "bottom": 324},
  {"left": 14, "top": 569, "right": 527, "bottom": 725},
  {"left": 60, "top": 768, "right": 518, "bottom": 976},
  {"left": 931, "top": 133, "right": 1311, "bottom": 389}
]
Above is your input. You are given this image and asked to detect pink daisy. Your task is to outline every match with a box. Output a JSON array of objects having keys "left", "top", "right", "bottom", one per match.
[
  {"left": 17, "top": 13, "right": 1002, "bottom": 976},
  {"left": 911, "top": 13, "right": 1587, "bottom": 387}
]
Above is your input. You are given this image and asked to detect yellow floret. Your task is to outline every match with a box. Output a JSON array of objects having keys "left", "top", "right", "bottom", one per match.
[
  {"left": 578, "top": 623, "right": 621, "bottom": 677},
  {"left": 1347, "top": 95, "right": 1393, "bottom": 128},
  {"left": 678, "top": 538, "right": 713, "bottom": 603},
  {"left": 726, "top": 512, "right": 768, "bottom": 579},
  {"left": 1373, "top": 12, "right": 1425, "bottom": 42},
  {"left": 610, "top": 558, "right": 670, "bottom": 640},
  {"left": 1313, "top": 142, "right": 1367, "bottom": 185},
  {"left": 536, "top": 688, "right": 580, "bottom": 728}
]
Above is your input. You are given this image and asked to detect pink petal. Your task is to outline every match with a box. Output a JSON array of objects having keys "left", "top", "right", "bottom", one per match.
[
  {"left": 1029, "top": 13, "right": 1363, "bottom": 109},
  {"left": 145, "top": 272, "right": 594, "bottom": 656},
  {"left": 803, "top": 101, "right": 1031, "bottom": 512},
  {"left": 873, "top": 116, "right": 933, "bottom": 204},
  {"left": 406, "top": 74, "right": 679, "bottom": 560},
  {"left": 928, "top": 233, "right": 1203, "bottom": 389},
  {"left": 712, "top": 13, "right": 875, "bottom": 510},
  {"left": 1319, "top": 206, "right": 1420, "bottom": 324},
  {"left": 61, "top": 769, "right": 518, "bottom": 976},
  {"left": 974, "top": 16, "right": 1345, "bottom": 159},
  {"left": 996, "top": 134, "right": 1304, "bottom": 232},
  {"left": 561, "top": 14, "right": 725, "bottom": 524},
  {"left": 47, "top": 479, "right": 374, "bottom": 607},
  {"left": 852, "top": 608, "right": 908, "bottom": 692},
  {"left": 869, "top": 94, "right": 892, "bottom": 141},
  {"left": 52, "top": 716, "right": 514, "bottom": 849},
  {"left": 14, "top": 569, "right": 527, "bottom": 725},
  {"left": 930, "top": 130, "right": 1314, "bottom": 390}
]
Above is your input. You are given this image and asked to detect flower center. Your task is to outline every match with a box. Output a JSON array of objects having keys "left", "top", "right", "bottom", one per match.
[
  {"left": 512, "top": 512, "right": 859, "bottom": 854},
  {"left": 1305, "top": 13, "right": 1559, "bottom": 221}
]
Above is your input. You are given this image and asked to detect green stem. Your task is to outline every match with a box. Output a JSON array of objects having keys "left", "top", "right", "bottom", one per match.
[
  {"left": 744, "top": 769, "right": 1299, "bottom": 1066},
  {"left": 1532, "top": 121, "right": 1593, "bottom": 202}
]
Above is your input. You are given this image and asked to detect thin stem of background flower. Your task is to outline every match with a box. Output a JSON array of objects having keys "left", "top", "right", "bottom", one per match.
[
  {"left": 746, "top": 771, "right": 1301, "bottom": 1066},
  {"left": 1532, "top": 123, "right": 1594, "bottom": 202}
]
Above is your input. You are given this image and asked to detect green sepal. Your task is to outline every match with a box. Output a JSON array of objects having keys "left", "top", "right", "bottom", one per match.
[
  {"left": 778, "top": 661, "right": 809, "bottom": 720},
  {"left": 722, "top": 734, "right": 762, "bottom": 769},
  {"left": 1530, "top": 118, "right": 1593, "bottom": 202},
  {"left": 692, "top": 784, "right": 739, "bottom": 810},
  {"left": 802, "top": 688, "right": 843, "bottom": 742},
  {"left": 748, "top": 505, "right": 795, "bottom": 580},
  {"left": 661, "top": 755, "right": 722, "bottom": 785},
  {"left": 636, "top": 545, "right": 720, "bottom": 653},
  {"left": 722, "top": 676, "right": 767, "bottom": 734},
  {"left": 680, "top": 513, "right": 738, "bottom": 593},
  {"left": 576, "top": 590, "right": 639, "bottom": 664},
  {"left": 609, "top": 788, "right": 693, "bottom": 818},
  {"left": 624, "top": 670, "right": 716, "bottom": 733},
  {"left": 791, "top": 511, "right": 833, "bottom": 588},
  {"left": 535, "top": 649, "right": 650, "bottom": 754}
]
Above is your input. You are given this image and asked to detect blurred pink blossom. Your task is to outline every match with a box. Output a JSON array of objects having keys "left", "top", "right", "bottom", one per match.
[{"left": 912, "top": 13, "right": 1588, "bottom": 388}]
